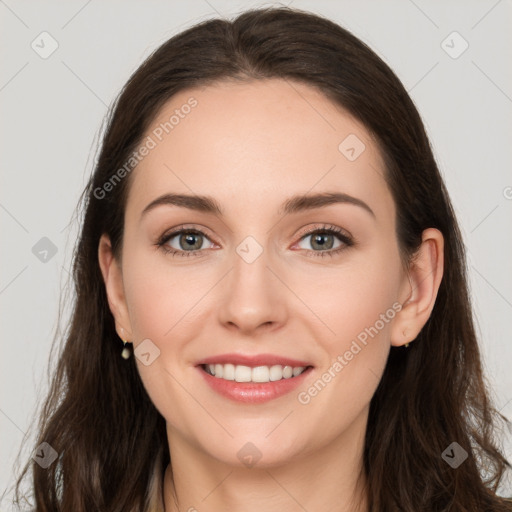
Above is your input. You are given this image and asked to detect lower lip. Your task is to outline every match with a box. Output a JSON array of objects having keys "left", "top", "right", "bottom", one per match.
[{"left": 196, "top": 365, "right": 314, "bottom": 404}]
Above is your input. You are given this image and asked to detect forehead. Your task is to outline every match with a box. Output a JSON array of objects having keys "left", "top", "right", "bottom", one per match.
[{"left": 125, "top": 78, "right": 392, "bottom": 221}]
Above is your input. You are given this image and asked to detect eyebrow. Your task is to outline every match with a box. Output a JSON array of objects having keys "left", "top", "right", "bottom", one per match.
[{"left": 140, "top": 191, "right": 375, "bottom": 219}]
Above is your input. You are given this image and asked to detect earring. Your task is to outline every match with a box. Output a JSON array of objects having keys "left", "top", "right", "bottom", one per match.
[
  {"left": 403, "top": 328, "right": 410, "bottom": 348},
  {"left": 121, "top": 338, "right": 131, "bottom": 359}
]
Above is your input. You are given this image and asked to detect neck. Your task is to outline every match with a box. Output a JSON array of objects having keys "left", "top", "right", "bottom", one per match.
[{"left": 161, "top": 409, "right": 369, "bottom": 512}]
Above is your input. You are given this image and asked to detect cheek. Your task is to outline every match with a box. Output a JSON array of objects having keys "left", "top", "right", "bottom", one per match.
[
  {"left": 299, "top": 251, "right": 401, "bottom": 349},
  {"left": 291, "top": 243, "right": 401, "bottom": 409},
  {"left": 292, "top": 265, "right": 398, "bottom": 432},
  {"left": 122, "top": 248, "right": 214, "bottom": 348},
  {"left": 121, "top": 251, "right": 214, "bottom": 421}
]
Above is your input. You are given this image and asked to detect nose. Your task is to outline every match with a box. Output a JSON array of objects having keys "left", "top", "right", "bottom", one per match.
[{"left": 217, "top": 237, "right": 288, "bottom": 335}]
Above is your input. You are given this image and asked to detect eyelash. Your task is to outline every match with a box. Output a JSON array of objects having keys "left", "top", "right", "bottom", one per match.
[{"left": 156, "top": 224, "right": 354, "bottom": 259}]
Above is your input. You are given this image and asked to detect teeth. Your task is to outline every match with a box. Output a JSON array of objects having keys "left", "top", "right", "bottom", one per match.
[
  {"left": 292, "top": 366, "right": 304, "bottom": 377},
  {"left": 204, "top": 364, "right": 307, "bottom": 382}
]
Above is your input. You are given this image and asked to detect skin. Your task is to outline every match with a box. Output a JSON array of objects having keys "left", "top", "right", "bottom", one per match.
[{"left": 98, "top": 78, "right": 444, "bottom": 512}]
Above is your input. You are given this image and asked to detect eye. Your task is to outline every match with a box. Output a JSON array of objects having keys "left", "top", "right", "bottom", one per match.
[
  {"left": 156, "top": 223, "right": 354, "bottom": 259},
  {"left": 157, "top": 226, "right": 216, "bottom": 257},
  {"left": 294, "top": 224, "right": 354, "bottom": 258}
]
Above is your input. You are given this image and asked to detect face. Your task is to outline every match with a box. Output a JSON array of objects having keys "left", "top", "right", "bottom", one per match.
[{"left": 105, "top": 78, "right": 414, "bottom": 468}]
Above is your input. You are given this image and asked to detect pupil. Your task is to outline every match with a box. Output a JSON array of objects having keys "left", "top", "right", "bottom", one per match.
[{"left": 182, "top": 233, "right": 201, "bottom": 250}]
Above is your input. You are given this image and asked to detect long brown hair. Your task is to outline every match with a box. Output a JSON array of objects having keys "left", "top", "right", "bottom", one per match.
[{"left": 9, "top": 6, "right": 512, "bottom": 511}]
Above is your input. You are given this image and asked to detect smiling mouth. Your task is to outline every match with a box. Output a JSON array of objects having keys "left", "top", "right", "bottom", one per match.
[{"left": 201, "top": 363, "right": 312, "bottom": 383}]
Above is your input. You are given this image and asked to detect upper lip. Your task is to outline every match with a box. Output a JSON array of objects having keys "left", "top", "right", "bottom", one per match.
[{"left": 196, "top": 353, "right": 313, "bottom": 368}]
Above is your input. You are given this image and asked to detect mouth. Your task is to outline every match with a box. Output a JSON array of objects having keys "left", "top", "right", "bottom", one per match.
[{"left": 196, "top": 361, "right": 314, "bottom": 403}]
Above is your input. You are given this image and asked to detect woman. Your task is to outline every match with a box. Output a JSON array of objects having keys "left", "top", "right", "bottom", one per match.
[{"left": 12, "top": 6, "right": 512, "bottom": 511}]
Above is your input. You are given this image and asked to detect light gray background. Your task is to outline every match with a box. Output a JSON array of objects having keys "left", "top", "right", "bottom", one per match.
[{"left": 1, "top": 0, "right": 511, "bottom": 506}]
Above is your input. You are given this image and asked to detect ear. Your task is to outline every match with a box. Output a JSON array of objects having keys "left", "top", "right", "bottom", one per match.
[
  {"left": 98, "top": 233, "right": 134, "bottom": 341},
  {"left": 390, "top": 228, "right": 444, "bottom": 347}
]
